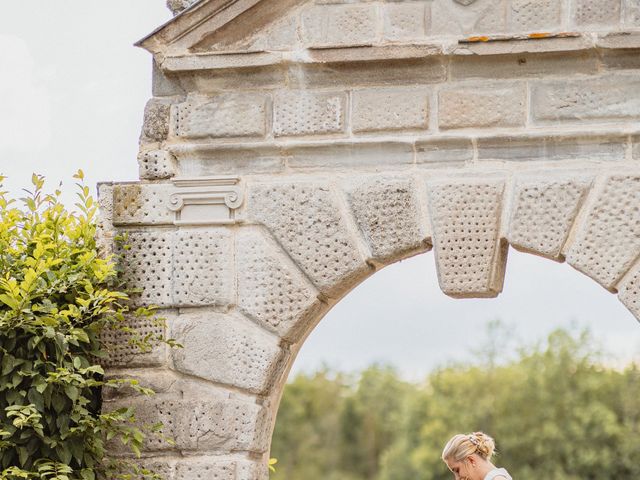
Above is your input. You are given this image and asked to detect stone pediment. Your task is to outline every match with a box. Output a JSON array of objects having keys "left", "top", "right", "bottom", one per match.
[{"left": 138, "top": 0, "right": 640, "bottom": 72}]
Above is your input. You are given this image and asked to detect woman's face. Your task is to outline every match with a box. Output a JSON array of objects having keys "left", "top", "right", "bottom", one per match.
[{"left": 445, "top": 457, "right": 478, "bottom": 480}]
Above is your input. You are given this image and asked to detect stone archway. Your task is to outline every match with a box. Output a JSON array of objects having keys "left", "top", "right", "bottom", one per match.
[{"left": 98, "top": 0, "right": 640, "bottom": 477}]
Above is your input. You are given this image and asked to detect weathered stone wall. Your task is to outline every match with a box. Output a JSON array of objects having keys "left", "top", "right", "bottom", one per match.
[{"left": 100, "top": 0, "right": 640, "bottom": 477}]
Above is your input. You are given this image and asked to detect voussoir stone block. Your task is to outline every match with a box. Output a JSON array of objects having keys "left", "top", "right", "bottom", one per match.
[
  {"left": 351, "top": 87, "right": 430, "bottom": 133},
  {"left": 572, "top": 0, "right": 621, "bottom": 26},
  {"left": 116, "top": 229, "right": 174, "bottom": 307},
  {"left": 248, "top": 182, "right": 369, "bottom": 297},
  {"left": 383, "top": 3, "right": 429, "bottom": 42},
  {"left": 173, "top": 228, "right": 235, "bottom": 307},
  {"left": 509, "top": 0, "right": 562, "bottom": 31},
  {"left": 344, "top": 176, "right": 430, "bottom": 264},
  {"left": 237, "top": 227, "right": 323, "bottom": 342},
  {"left": 427, "top": 179, "right": 507, "bottom": 298},
  {"left": 438, "top": 83, "right": 526, "bottom": 130},
  {"left": 106, "top": 394, "right": 270, "bottom": 453},
  {"left": 171, "top": 311, "right": 285, "bottom": 395},
  {"left": 301, "top": 4, "right": 378, "bottom": 47},
  {"left": 566, "top": 174, "right": 640, "bottom": 290},
  {"left": 172, "top": 94, "right": 268, "bottom": 139},
  {"left": 175, "top": 458, "right": 268, "bottom": 480},
  {"left": 508, "top": 176, "right": 592, "bottom": 260},
  {"left": 112, "top": 183, "right": 173, "bottom": 225},
  {"left": 273, "top": 90, "right": 346, "bottom": 137},
  {"left": 618, "top": 262, "right": 640, "bottom": 321},
  {"left": 531, "top": 75, "right": 640, "bottom": 124}
]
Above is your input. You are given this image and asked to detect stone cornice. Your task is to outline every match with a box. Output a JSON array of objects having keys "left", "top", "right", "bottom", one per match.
[{"left": 156, "top": 31, "right": 640, "bottom": 72}]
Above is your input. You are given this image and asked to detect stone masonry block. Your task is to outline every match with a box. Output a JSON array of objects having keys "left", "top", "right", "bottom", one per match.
[
  {"left": 572, "top": 0, "right": 621, "bottom": 26},
  {"left": 138, "top": 149, "right": 177, "bottom": 180},
  {"left": 173, "top": 94, "right": 267, "bottom": 139},
  {"left": 438, "top": 83, "right": 526, "bottom": 130},
  {"left": 345, "top": 176, "right": 430, "bottom": 264},
  {"left": 237, "top": 227, "right": 323, "bottom": 342},
  {"left": 248, "top": 182, "right": 369, "bottom": 297},
  {"left": 141, "top": 98, "right": 172, "bottom": 143},
  {"left": 171, "top": 311, "right": 285, "bottom": 395},
  {"left": 173, "top": 228, "right": 234, "bottom": 307},
  {"left": 383, "top": 3, "right": 429, "bottom": 42},
  {"left": 625, "top": 0, "right": 640, "bottom": 26},
  {"left": 428, "top": 179, "right": 507, "bottom": 298},
  {"left": 509, "top": 0, "right": 562, "bottom": 32},
  {"left": 618, "top": 262, "right": 640, "bottom": 321},
  {"left": 477, "top": 134, "right": 628, "bottom": 163},
  {"left": 351, "top": 87, "right": 430, "bottom": 133},
  {"left": 273, "top": 91, "right": 346, "bottom": 137},
  {"left": 508, "top": 176, "right": 592, "bottom": 259},
  {"left": 531, "top": 75, "right": 640, "bottom": 124},
  {"left": 100, "top": 311, "right": 171, "bottom": 368},
  {"left": 116, "top": 229, "right": 174, "bottom": 307},
  {"left": 112, "top": 183, "right": 173, "bottom": 225},
  {"left": 175, "top": 458, "right": 268, "bottom": 480},
  {"left": 301, "top": 4, "right": 378, "bottom": 47},
  {"left": 566, "top": 174, "right": 640, "bottom": 290},
  {"left": 415, "top": 138, "right": 474, "bottom": 165},
  {"left": 431, "top": 0, "right": 507, "bottom": 36},
  {"left": 106, "top": 394, "right": 269, "bottom": 453}
]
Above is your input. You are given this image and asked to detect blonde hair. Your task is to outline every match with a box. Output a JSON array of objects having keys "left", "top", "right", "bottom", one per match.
[{"left": 442, "top": 432, "right": 496, "bottom": 462}]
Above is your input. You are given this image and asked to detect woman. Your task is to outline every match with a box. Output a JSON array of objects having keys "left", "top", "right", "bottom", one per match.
[{"left": 441, "top": 432, "right": 512, "bottom": 480}]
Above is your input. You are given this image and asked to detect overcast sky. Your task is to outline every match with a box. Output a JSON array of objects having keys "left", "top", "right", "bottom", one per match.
[{"left": 2, "top": 2, "right": 639, "bottom": 381}]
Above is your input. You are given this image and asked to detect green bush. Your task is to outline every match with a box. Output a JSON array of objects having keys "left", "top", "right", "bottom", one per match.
[{"left": 0, "top": 172, "right": 163, "bottom": 480}]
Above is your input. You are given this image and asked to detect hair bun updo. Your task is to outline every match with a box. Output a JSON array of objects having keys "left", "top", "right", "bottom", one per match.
[
  {"left": 442, "top": 431, "right": 497, "bottom": 462},
  {"left": 468, "top": 432, "right": 495, "bottom": 460}
]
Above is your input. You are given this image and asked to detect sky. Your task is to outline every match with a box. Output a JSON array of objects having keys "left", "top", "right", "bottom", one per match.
[{"left": 2, "top": 2, "right": 639, "bottom": 382}]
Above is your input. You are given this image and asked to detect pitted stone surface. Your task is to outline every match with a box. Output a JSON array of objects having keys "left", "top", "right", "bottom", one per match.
[
  {"left": 237, "top": 228, "right": 322, "bottom": 342},
  {"left": 509, "top": 0, "right": 561, "bottom": 31},
  {"left": 141, "top": 98, "right": 172, "bottom": 143},
  {"left": 139, "top": 149, "right": 176, "bottom": 180},
  {"left": 100, "top": 312, "right": 168, "bottom": 368},
  {"left": 351, "top": 87, "right": 430, "bottom": 133},
  {"left": 345, "top": 176, "right": 429, "bottom": 263},
  {"left": 273, "top": 91, "right": 346, "bottom": 137},
  {"left": 173, "top": 94, "right": 268, "bottom": 139},
  {"left": 175, "top": 458, "right": 268, "bottom": 480},
  {"left": 567, "top": 174, "right": 640, "bottom": 290},
  {"left": 383, "top": 3, "right": 429, "bottom": 42},
  {"left": 508, "top": 176, "right": 592, "bottom": 259},
  {"left": 173, "top": 229, "right": 234, "bottom": 307},
  {"left": 171, "top": 311, "right": 285, "bottom": 395},
  {"left": 573, "top": 0, "right": 621, "bottom": 26},
  {"left": 248, "top": 182, "right": 369, "bottom": 296},
  {"left": 106, "top": 394, "right": 269, "bottom": 453},
  {"left": 112, "top": 184, "right": 173, "bottom": 225},
  {"left": 618, "top": 263, "right": 640, "bottom": 320},
  {"left": 438, "top": 83, "right": 526, "bottom": 129},
  {"left": 116, "top": 230, "right": 174, "bottom": 307},
  {"left": 428, "top": 180, "right": 506, "bottom": 298},
  {"left": 301, "top": 4, "right": 377, "bottom": 47},
  {"left": 531, "top": 75, "right": 640, "bottom": 124}
]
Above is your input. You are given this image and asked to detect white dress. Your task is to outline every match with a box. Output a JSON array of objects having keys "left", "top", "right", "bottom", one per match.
[{"left": 484, "top": 468, "right": 512, "bottom": 480}]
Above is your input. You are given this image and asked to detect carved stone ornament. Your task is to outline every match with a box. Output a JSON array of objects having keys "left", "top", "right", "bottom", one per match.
[
  {"left": 454, "top": 0, "right": 478, "bottom": 5},
  {"left": 168, "top": 176, "right": 244, "bottom": 225}
]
